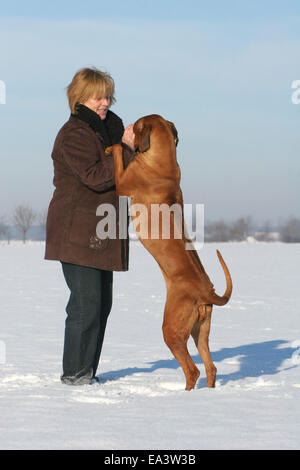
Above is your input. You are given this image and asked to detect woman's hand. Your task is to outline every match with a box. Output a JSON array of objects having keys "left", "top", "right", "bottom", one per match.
[{"left": 122, "top": 124, "right": 135, "bottom": 150}]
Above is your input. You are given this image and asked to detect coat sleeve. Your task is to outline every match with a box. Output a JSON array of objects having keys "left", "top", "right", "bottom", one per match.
[{"left": 62, "top": 127, "right": 115, "bottom": 192}]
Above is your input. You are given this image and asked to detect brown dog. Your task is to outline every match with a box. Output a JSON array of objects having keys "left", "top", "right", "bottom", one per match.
[{"left": 106, "top": 114, "right": 232, "bottom": 390}]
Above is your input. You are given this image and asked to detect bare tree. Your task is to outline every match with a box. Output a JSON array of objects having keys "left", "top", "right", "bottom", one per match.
[
  {"left": 0, "top": 216, "right": 11, "bottom": 244},
  {"left": 230, "top": 216, "right": 252, "bottom": 241},
  {"left": 280, "top": 217, "right": 300, "bottom": 243},
  {"left": 0, "top": 217, "right": 6, "bottom": 240},
  {"left": 205, "top": 219, "right": 230, "bottom": 242},
  {"left": 38, "top": 210, "right": 48, "bottom": 241},
  {"left": 13, "top": 205, "right": 37, "bottom": 244}
]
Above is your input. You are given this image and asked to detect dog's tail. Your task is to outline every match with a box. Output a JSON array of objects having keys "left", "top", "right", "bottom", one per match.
[{"left": 207, "top": 250, "right": 233, "bottom": 306}]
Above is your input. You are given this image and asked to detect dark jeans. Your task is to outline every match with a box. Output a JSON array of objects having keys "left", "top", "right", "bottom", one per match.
[{"left": 60, "top": 262, "right": 113, "bottom": 385}]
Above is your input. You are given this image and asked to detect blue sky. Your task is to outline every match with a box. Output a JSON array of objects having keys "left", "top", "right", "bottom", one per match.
[
  {"left": 0, "top": 0, "right": 299, "bottom": 225},
  {"left": 1, "top": 0, "right": 300, "bottom": 21}
]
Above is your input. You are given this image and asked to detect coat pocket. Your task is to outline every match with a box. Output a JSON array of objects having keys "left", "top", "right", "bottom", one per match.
[{"left": 69, "top": 210, "right": 109, "bottom": 250}]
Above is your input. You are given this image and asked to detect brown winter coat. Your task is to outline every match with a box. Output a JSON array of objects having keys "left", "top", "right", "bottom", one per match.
[{"left": 44, "top": 114, "right": 135, "bottom": 271}]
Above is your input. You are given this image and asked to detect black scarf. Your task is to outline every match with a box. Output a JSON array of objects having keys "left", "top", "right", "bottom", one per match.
[{"left": 72, "top": 104, "right": 124, "bottom": 148}]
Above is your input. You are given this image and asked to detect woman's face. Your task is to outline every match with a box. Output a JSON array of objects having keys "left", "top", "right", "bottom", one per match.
[{"left": 82, "top": 95, "right": 111, "bottom": 120}]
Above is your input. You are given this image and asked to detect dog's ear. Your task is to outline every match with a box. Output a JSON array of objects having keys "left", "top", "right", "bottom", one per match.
[
  {"left": 167, "top": 121, "right": 179, "bottom": 147},
  {"left": 134, "top": 119, "right": 151, "bottom": 153}
]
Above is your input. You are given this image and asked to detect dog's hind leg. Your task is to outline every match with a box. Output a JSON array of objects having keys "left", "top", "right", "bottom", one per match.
[
  {"left": 191, "top": 305, "right": 217, "bottom": 388},
  {"left": 162, "top": 298, "right": 200, "bottom": 391}
]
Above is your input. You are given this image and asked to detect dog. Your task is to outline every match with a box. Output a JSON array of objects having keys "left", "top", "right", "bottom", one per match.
[{"left": 105, "top": 114, "right": 232, "bottom": 390}]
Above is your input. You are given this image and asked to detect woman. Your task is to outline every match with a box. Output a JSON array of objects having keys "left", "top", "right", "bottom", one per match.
[{"left": 45, "top": 67, "right": 135, "bottom": 385}]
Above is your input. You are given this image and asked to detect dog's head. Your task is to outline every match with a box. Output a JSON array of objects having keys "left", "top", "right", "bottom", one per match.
[{"left": 133, "top": 114, "right": 178, "bottom": 153}]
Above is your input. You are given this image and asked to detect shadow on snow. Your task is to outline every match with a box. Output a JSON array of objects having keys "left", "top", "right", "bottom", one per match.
[{"left": 98, "top": 340, "right": 298, "bottom": 388}]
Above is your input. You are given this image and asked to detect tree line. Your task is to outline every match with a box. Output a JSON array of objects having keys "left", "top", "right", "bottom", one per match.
[
  {"left": 0, "top": 205, "right": 300, "bottom": 244},
  {"left": 205, "top": 216, "right": 300, "bottom": 243}
]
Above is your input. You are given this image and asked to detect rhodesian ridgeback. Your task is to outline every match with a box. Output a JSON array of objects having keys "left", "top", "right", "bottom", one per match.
[{"left": 106, "top": 114, "right": 232, "bottom": 390}]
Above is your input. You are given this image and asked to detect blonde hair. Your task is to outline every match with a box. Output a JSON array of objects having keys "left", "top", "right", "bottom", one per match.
[{"left": 66, "top": 67, "right": 116, "bottom": 114}]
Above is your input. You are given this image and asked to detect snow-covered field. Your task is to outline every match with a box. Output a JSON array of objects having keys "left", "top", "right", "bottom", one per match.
[{"left": 0, "top": 241, "right": 299, "bottom": 450}]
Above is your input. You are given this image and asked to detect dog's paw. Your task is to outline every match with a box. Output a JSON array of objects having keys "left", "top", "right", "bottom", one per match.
[{"left": 105, "top": 146, "right": 113, "bottom": 156}]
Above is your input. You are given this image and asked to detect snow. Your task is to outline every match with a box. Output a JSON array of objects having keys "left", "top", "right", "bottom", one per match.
[{"left": 0, "top": 241, "right": 300, "bottom": 450}]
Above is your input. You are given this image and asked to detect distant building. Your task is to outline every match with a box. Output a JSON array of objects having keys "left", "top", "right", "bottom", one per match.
[{"left": 253, "top": 231, "right": 280, "bottom": 242}]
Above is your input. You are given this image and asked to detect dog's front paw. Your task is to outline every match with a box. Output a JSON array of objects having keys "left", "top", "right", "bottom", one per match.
[{"left": 105, "top": 146, "right": 113, "bottom": 156}]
